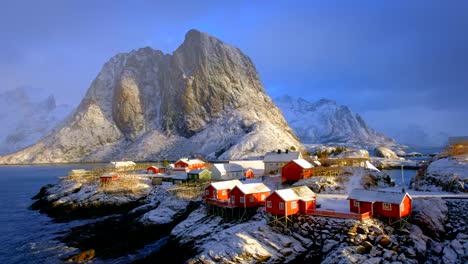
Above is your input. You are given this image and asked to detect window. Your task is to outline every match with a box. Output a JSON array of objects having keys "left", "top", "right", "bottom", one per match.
[
  {"left": 261, "top": 194, "right": 265, "bottom": 201},
  {"left": 383, "top": 203, "right": 392, "bottom": 211},
  {"left": 249, "top": 196, "right": 254, "bottom": 202},
  {"left": 291, "top": 201, "right": 297, "bottom": 209},
  {"left": 231, "top": 195, "right": 235, "bottom": 202},
  {"left": 279, "top": 202, "right": 285, "bottom": 210},
  {"left": 222, "top": 190, "right": 227, "bottom": 196},
  {"left": 267, "top": 201, "right": 272, "bottom": 208},
  {"left": 240, "top": 197, "right": 245, "bottom": 203},
  {"left": 401, "top": 203, "right": 404, "bottom": 211},
  {"left": 354, "top": 201, "right": 359, "bottom": 207},
  {"left": 205, "top": 190, "right": 209, "bottom": 196}
]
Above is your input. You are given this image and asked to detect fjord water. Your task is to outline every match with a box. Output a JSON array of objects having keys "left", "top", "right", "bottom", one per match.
[{"left": 0, "top": 164, "right": 100, "bottom": 264}]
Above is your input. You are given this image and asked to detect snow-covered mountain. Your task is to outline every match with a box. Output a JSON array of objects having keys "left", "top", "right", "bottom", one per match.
[
  {"left": 275, "top": 96, "right": 396, "bottom": 147},
  {"left": 0, "top": 30, "right": 301, "bottom": 164},
  {"left": 0, "top": 87, "right": 72, "bottom": 155}
]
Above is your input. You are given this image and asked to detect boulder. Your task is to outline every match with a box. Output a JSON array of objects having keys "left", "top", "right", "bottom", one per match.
[
  {"left": 374, "top": 146, "right": 399, "bottom": 159},
  {"left": 66, "top": 249, "right": 95, "bottom": 262},
  {"left": 412, "top": 198, "right": 448, "bottom": 239}
]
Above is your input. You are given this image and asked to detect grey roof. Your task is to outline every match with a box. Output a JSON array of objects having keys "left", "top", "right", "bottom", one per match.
[
  {"left": 171, "top": 173, "right": 188, "bottom": 180},
  {"left": 188, "top": 169, "right": 210, "bottom": 174},
  {"left": 347, "top": 188, "right": 412, "bottom": 204},
  {"left": 264, "top": 151, "right": 302, "bottom": 163}
]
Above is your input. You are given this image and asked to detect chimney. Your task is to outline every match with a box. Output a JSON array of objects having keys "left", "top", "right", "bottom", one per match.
[
  {"left": 286, "top": 149, "right": 289, "bottom": 153},
  {"left": 277, "top": 149, "right": 281, "bottom": 154}
]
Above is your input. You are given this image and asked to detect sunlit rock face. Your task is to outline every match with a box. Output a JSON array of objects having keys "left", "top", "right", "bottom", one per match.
[{"left": 0, "top": 29, "right": 301, "bottom": 164}]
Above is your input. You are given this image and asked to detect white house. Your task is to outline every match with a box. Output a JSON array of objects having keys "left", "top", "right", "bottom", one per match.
[
  {"left": 210, "top": 163, "right": 244, "bottom": 180},
  {"left": 263, "top": 150, "right": 302, "bottom": 175}
]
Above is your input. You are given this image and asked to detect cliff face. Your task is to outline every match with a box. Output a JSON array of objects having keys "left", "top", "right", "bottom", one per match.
[
  {"left": 275, "top": 96, "right": 396, "bottom": 147},
  {"left": 0, "top": 30, "right": 300, "bottom": 164}
]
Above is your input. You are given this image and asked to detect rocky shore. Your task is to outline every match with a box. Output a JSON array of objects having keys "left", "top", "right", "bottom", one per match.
[{"left": 31, "top": 170, "right": 467, "bottom": 263}]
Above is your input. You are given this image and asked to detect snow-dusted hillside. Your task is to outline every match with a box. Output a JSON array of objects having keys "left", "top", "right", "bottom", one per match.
[
  {"left": 275, "top": 96, "right": 396, "bottom": 147},
  {"left": 0, "top": 30, "right": 301, "bottom": 164},
  {"left": 0, "top": 87, "right": 72, "bottom": 155}
]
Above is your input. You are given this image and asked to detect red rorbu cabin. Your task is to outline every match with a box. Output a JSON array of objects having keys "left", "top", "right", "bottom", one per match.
[
  {"left": 281, "top": 159, "right": 314, "bottom": 183},
  {"left": 100, "top": 173, "right": 119, "bottom": 184},
  {"left": 203, "top": 180, "right": 242, "bottom": 203},
  {"left": 245, "top": 169, "right": 255, "bottom": 179},
  {"left": 230, "top": 183, "right": 271, "bottom": 208},
  {"left": 347, "top": 188, "right": 412, "bottom": 218},
  {"left": 173, "top": 158, "right": 205, "bottom": 172},
  {"left": 147, "top": 166, "right": 166, "bottom": 174},
  {"left": 265, "top": 186, "right": 316, "bottom": 216}
]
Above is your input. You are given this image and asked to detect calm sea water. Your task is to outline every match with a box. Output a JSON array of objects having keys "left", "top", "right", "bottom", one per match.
[{"left": 0, "top": 164, "right": 103, "bottom": 264}]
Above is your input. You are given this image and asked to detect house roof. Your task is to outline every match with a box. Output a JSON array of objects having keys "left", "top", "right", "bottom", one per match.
[
  {"left": 210, "top": 180, "right": 242, "bottom": 190},
  {"left": 172, "top": 172, "right": 188, "bottom": 180},
  {"left": 365, "top": 161, "right": 380, "bottom": 172},
  {"left": 176, "top": 158, "right": 205, "bottom": 165},
  {"left": 264, "top": 151, "right": 301, "bottom": 163},
  {"left": 312, "top": 160, "right": 321, "bottom": 167},
  {"left": 235, "top": 183, "right": 271, "bottom": 194},
  {"left": 147, "top": 166, "right": 165, "bottom": 170},
  {"left": 101, "top": 173, "right": 118, "bottom": 177},
  {"left": 109, "top": 161, "right": 136, "bottom": 168},
  {"left": 230, "top": 160, "right": 264, "bottom": 170},
  {"left": 274, "top": 186, "right": 316, "bottom": 202},
  {"left": 347, "top": 188, "right": 412, "bottom": 204},
  {"left": 188, "top": 169, "right": 210, "bottom": 174},
  {"left": 291, "top": 159, "right": 313, "bottom": 169},
  {"left": 213, "top": 163, "right": 243, "bottom": 173}
]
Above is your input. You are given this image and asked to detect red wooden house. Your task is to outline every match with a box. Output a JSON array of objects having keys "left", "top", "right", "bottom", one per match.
[
  {"left": 173, "top": 158, "right": 205, "bottom": 172},
  {"left": 230, "top": 183, "right": 271, "bottom": 208},
  {"left": 100, "top": 173, "right": 119, "bottom": 184},
  {"left": 347, "top": 189, "right": 412, "bottom": 218},
  {"left": 281, "top": 159, "right": 314, "bottom": 183},
  {"left": 265, "top": 186, "right": 316, "bottom": 216},
  {"left": 147, "top": 166, "right": 166, "bottom": 174},
  {"left": 203, "top": 179, "right": 242, "bottom": 202},
  {"left": 245, "top": 169, "right": 255, "bottom": 179}
]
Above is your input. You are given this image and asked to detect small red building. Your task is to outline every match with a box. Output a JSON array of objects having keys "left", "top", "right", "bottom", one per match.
[
  {"left": 245, "top": 169, "right": 255, "bottom": 179},
  {"left": 147, "top": 166, "right": 166, "bottom": 174},
  {"left": 203, "top": 180, "right": 242, "bottom": 201},
  {"left": 347, "top": 189, "right": 412, "bottom": 218},
  {"left": 100, "top": 173, "right": 119, "bottom": 184},
  {"left": 230, "top": 183, "right": 271, "bottom": 208},
  {"left": 173, "top": 158, "right": 205, "bottom": 172},
  {"left": 281, "top": 159, "right": 314, "bottom": 183},
  {"left": 265, "top": 186, "right": 316, "bottom": 216}
]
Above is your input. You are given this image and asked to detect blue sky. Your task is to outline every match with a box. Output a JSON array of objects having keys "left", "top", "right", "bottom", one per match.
[{"left": 1, "top": 0, "right": 467, "bottom": 147}]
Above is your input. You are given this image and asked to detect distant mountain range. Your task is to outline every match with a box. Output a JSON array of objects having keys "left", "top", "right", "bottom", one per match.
[
  {"left": 0, "top": 87, "right": 72, "bottom": 155},
  {"left": 275, "top": 96, "right": 396, "bottom": 147}
]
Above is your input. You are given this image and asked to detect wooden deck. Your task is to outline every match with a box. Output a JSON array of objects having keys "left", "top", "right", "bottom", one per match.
[{"left": 309, "top": 210, "right": 372, "bottom": 220}]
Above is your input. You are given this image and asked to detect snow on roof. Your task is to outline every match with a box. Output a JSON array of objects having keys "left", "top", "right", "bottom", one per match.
[
  {"left": 101, "top": 173, "right": 118, "bottom": 177},
  {"left": 312, "top": 160, "right": 321, "bottom": 167},
  {"left": 171, "top": 173, "right": 188, "bottom": 180},
  {"left": 188, "top": 169, "right": 210, "bottom": 174},
  {"left": 292, "top": 159, "right": 313, "bottom": 169},
  {"left": 264, "top": 151, "right": 301, "bottom": 163},
  {"left": 109, "top": 161, "right": 136, "bottom": 168},
  {"left": 176, "top": 158, "right": 205, "bottom": 165},
  {"left": 236, "top": 183, "right": 271, "bottom": 194},
  {"left": 229, "top": 160, "right": 264, "bottom": 170},
  {"left": 274, "top": 186, "right": 316, "bottom": 201},
  {"left": 210, "top": 180, "right": 242, "bottom": 190},
  {"left": 347, "top": 188, "right": 411, "bottom": 204},
  {"left": 365, "top": 161, "right": 380, "bottom": 172},
  {"left": 213, "top": 163, "right": 243, "bottom": 173}
]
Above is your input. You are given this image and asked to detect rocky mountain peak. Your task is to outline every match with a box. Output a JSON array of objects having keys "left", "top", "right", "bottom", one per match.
[{"left": 0, "top": 30, "right": 301, "bottom": 164}]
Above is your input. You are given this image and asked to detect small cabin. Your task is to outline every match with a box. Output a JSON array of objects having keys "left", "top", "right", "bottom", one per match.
[
  {"left": 172, "top": 172, "right": 188, "bottom": 184},
  {"left": 187, "top": 169, "right": 212, "bottom": 182},
  {"left": 281, "top": 159, "right": 314, "bottom": 183},
  {"left": 204, "top": 180, "right": 242, "bottom": 201},
  {"left": 264, "top": 150, "right": 302, "bottom": 175},
  {"left": 147, "top": 166, "right": 166, "bottom": 174},
  {"left": 245, "top": 169, "right": 255, "bottom": 179},
  {"left": 173, "top": 158, "right": 205, "bottom": 172},
  {"left": 100, "top": 173, "right": 119, "bottom": 184},
  {"left": 230, "top": 183, "right": 271, "bottom": 208},
  {"left": 210, "top": 163, "right": 244, "bottom": 180},
  {"left": 265, "top": 186, "right": 316, "bottom": 216},
  {"left": 347, "top": 189, "right": 412, "bottom": 218}
]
